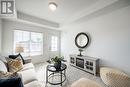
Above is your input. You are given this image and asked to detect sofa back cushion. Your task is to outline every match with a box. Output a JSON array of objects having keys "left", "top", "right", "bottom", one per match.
[{"left": 0, "top": 60, "right": 7, "bottom": 72}]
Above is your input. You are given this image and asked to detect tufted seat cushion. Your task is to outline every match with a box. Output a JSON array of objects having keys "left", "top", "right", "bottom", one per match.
[
  {"left": 17, "top": 69, "right": 37, "bottom": 84},
  {"left": 100, "top": 67, "right": 130, "bottom": 87},
  {"left": 21, "top": 63, "right": 34, "bottom": 71},
  {"left": 71, "top": 78, "right": 102, "bottom": 87}
]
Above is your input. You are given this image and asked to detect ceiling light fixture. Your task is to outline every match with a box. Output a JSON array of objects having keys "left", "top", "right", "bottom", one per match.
[{"left": 49, "top": 2, "right": 57, "bottom": 11}]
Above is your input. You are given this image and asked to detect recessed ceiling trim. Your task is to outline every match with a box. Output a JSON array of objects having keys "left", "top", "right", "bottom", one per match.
[
  {"left": 17, "top": 11, "right": 60, "bottom": 28},
  {"left": 63, "top": 0, "right": 118, "bottom": 24}
]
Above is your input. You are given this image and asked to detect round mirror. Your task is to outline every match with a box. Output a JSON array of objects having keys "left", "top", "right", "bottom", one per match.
[{"left": 75, "top": 32, "right": 89, "bottom": 48}]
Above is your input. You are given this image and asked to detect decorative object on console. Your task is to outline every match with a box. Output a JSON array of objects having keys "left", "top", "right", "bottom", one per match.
[
  {"left": 70, "top": 54, "right": 99, "bottom": 76},
  {"left": 75, "top": 32, "right": 89, "bottom": 56},
  {"left": 78, "top": 49, "right": 84, "bottom": 56}
]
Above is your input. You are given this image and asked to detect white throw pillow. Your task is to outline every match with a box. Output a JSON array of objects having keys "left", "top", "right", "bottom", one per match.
[
  {"left": 0, "top": 55, "right": 7, "bottom": 63},
  {"left": 0, "top": 60, "right": 7, "bottom": 72}
]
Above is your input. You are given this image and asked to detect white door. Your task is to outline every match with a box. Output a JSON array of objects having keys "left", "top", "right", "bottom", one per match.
[{"left": 48, "top": 33, "right": 60, "bottom": 60}]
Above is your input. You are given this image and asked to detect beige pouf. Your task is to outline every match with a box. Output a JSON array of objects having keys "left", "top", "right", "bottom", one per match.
[
  {"left": 71, "top": 78, "right": 102, "bottom": 87},
  {"left": 100, "top": 67, "right": 130, "bottom": 87},
  {"left": 24, "top": 81, "right": 44, "bottom": 87}
]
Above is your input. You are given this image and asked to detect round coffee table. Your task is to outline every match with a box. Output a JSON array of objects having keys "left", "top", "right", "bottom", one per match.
[{"left": 46, "top": 63, "right": 67, "bottom": 86}]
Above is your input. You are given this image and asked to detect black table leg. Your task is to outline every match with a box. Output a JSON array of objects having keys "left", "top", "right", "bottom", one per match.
[
  {"left": 61, "top": 71, "right": 62, "bottom": 86},
  {"left": 64, "top": 69, "right": 66, "bottom": 78},
  {"left": 46, "top": 67, "right": 48, "bottom": 84}
]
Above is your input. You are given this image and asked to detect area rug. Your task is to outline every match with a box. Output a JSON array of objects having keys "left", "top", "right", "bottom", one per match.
[{"left": 34, "top": 62, "right": 107, "bottom": 87}]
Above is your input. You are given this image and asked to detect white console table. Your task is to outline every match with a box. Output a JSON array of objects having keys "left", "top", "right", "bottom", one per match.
[{"left": 70, "top": 54, "right": 99, "bottom": 76}]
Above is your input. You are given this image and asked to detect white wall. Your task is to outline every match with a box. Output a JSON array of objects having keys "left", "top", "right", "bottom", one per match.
[
  {"left": 2, "top": 19, "right": 61, "bottom": 64},
  {"left": 0, "top": 19, "right": 2, "bottom": 53},
  {"left": 61, "top": 6, "right": 130, "bottom": 75}
]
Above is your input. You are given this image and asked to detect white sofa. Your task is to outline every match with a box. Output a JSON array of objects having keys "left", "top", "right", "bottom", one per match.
[{"left": 0, "top": 56, "right": 43, "bottom": 87}]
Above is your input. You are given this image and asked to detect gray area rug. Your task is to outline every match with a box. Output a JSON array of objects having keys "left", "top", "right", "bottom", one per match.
[{"left": 34, "top": 62, "right": 107, "bottom": 87}]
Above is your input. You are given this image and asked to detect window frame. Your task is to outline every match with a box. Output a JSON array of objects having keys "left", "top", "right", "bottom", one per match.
[{"left": 13, "top": 29, "right": 43, "bottom": 57}]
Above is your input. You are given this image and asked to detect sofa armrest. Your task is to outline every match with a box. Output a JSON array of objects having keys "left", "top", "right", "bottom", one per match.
[
  {"left": 17, "top": 72, "right": 22, "bottom": 79},
  {"left": 24, "top": 59, "right": 32, "bottom": 64}
]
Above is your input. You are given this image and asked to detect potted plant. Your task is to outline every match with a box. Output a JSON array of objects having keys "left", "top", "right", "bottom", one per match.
[{"left": 51, "top": 56, "right": 64, "bottom": 70}]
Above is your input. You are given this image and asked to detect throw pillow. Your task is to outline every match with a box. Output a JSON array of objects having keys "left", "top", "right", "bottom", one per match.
[
  {"left": 9, "top": 54, "right": 25, "bottom": 64},
  {"left": 7, "top": 57, "right": 23, "bottom": 72},
  {"left": 0, "top": 60, "right": 7, "bottom": 72},
  {"left": 0, "top": 77, "right": 24, "bottom": 87},
  {"left": 0, "top": 54, "right": 7, "bottom": 63}
]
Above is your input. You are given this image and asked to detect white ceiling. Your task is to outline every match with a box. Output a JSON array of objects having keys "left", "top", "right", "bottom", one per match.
[
  {"left": 15, "top": 0, "right": 118, "bottom": 28},
  {"left": 16, "top": 0, "right": 99, "bottom": 24}
]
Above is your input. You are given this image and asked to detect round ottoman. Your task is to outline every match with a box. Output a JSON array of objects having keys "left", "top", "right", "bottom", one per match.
[
  {"left": 24, "top": 81, "right": 44, "bottom": 87},
  {"left": 100, "top": 67, "right": 130, "bottom": 87},
  {"left": 71, "top": 78, "right": 102, "bottom": 87}
]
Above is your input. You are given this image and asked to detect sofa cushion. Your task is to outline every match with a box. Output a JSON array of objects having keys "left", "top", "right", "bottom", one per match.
[
  {"left": 0, "top": 60, "right": 7, "bottom": 72},
  {"left": 21, "top": 63, "right": 34, "bottom": 71},
  {"left": 17, "top": 69, "right": 37, "bottom": 84},
  {"left": 24, "top": 81, "right": 44, "bottom": 87},
  {"left": 71, "top": 78, "right": 102, "bottom": 87}
]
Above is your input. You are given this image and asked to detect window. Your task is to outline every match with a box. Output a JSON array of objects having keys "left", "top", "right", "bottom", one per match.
[
  {"left": 51, "top": 36, "right": 58, "bottom": 51},
  {"left": 14, "top": 30, "right": 43, "bottom": 57}
]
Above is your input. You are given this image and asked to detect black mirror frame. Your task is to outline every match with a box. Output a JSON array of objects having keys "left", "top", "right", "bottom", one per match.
[{"left": 75, "top": 32, "right": 89, "bottom": 48}]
